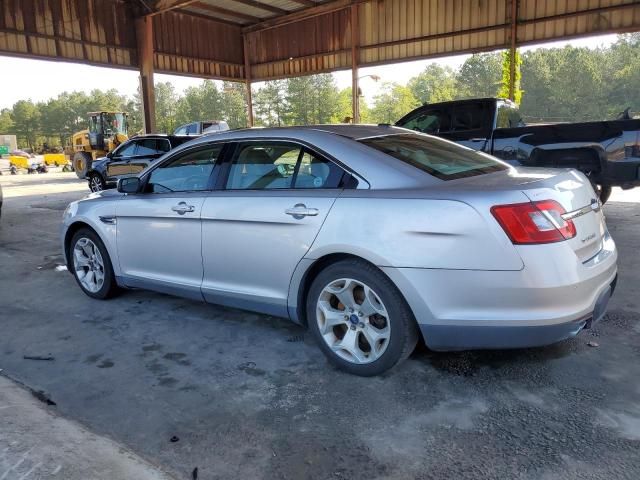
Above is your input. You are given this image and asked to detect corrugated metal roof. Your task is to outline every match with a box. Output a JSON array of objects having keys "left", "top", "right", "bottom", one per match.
[{"left": 1, "top": 0, "right": 639, "bottom": 82}]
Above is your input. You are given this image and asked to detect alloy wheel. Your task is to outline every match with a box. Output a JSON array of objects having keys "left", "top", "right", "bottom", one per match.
[
  {"left": 316, "top": 278, "right": 391, "bottom": 364},
  {"left": 73, "top": 238, "right": 105, "bottom": 293},
  {"left": 89, "top": 175, "right": 103, "bottom": 192}
]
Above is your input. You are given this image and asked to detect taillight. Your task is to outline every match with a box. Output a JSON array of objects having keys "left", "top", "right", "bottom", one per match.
[{"left": 491, "top": 200, "right": 576, "bottom": 244}]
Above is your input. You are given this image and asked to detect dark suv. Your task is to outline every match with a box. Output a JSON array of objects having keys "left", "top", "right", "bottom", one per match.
[{"left": 87, "top": 135, "right": 192, "bottom": 192}]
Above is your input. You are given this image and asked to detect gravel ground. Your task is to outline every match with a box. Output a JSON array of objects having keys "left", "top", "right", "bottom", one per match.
[{"left": 1, "top": 173, "right": 639, "bottom": 480}]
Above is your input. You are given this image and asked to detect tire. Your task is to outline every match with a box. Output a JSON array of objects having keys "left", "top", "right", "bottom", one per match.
[
  {"left": 73, "top": 152, "right": 92, "bottom": 179},
  {"left": 69, "top": 228, "right": 119, "bottom": 299},
  {"left": 306, "top": 259, "right": 419, "bottom": 376},
  {"left": 88, "top": 172, "right": 106, "bottom": 192},
  {"left": 596, "top": 184, "right": 612, "bottom": 204}
]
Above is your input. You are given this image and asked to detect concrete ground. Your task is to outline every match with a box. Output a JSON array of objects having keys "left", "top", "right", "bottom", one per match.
[
  {"left": 0, "top": 375, "right": 173, "bottom": 480},
  {"left": 1, "top": 172, "right": 640, "bottom": 480}
]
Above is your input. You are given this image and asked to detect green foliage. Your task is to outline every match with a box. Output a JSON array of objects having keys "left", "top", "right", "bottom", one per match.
[
  {"left": 11, "top": 100, "right": 41, "bottom": 149},
  {"left": 369, "top": 83, "right": 420, "bottom": 124},
  {"left": 497, "top": 50, "right": 523, "bottom": 104},
  {"left": 0, "top": 109, "right": 14, "bottom": 133},
  {"left": 408, "top": 64, "right": 457, "bottom": 104},
  {"left": 456, "top": 53, "right": 503, "bottom": 98}
]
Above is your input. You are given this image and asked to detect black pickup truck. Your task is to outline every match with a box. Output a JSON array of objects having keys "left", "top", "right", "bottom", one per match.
[{"left": 396, "top": 98, "right": 640, "bottom": 202}]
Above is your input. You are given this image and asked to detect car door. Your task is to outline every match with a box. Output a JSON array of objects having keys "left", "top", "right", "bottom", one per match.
[
  {"left": 200, "top": 141, "right": 350, "bottom": 316},
  {"left": 129, "top": 138, "right": 169, "bottom": 175},
  {"left": 115, "top": 144, "right": 224, "bottom": 299},
  {"left": 106, "top": 140, "right": 139, "bottom": 179}
]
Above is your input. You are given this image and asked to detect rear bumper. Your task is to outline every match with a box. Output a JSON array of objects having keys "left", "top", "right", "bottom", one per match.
[
  {"left": 382, "top": 232, "right": 617, "bottom": 351},
  {"left": 420, "top": 278, "right": 614, "bottom": 350}
]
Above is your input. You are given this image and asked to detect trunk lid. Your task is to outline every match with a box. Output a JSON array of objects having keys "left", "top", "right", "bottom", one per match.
[
  {"left": 445, "top": 167, "right": 606, "bottom": 262},
  {"left": 520, "top": 169, "right": 605, "bottom": 262}
]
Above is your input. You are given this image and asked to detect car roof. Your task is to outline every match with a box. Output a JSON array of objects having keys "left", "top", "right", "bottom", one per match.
[
  {"left": 171, "top": 124, "right": 443, "bottom": 189},
  {"left": 129, "top": 134, "right": 192, "bottom": 141},
  {"left": 200, "top": 124, "right": 409, "bottom": 141}
]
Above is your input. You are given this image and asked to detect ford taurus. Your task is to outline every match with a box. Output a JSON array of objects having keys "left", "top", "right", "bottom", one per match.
[{"left": 61, "top": 125, "right": 618, "bottom": 376}]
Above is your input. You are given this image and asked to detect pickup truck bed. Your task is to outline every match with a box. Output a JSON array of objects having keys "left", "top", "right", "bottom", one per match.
[{"left": 396, "top": 98, "right": 640, "bottom": 202}]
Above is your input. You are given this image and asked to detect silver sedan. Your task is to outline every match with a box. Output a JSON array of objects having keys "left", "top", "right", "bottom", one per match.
[{"left": 61, "top": 125, "right": 618, "bottom": 376}]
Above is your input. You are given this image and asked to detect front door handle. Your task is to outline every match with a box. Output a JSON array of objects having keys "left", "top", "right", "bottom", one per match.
[
  {"left": 171, "top": 202, "right": 195, "bottom": 215},
  {"left": 285, "top": 203, "right": 319, "bottom": 219}
]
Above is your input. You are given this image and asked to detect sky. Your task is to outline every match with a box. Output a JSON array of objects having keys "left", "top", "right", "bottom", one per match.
[{"left": 0, "top": 34, "right": 618, "bottom": 110}]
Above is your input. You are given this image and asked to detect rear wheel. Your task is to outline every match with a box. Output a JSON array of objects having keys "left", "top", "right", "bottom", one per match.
[
  {"left": 73, "top": 152, "right": 92, "bottom": 179},
  {"left": 307, "top": 259, "right": 418, "bottom": 376},
  {"left": 594, "top": 184, "right": 612, "bottom": 204},
  {"left": 70, "top": 229, "right": 119, "bottom": 299}
]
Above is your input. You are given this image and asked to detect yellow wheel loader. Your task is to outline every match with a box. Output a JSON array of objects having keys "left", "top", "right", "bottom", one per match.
[{"left": 70, "top": 112, "right": 128, "bottom": 179}]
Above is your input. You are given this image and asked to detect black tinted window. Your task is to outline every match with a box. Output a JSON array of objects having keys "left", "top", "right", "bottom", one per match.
[
  {"left": 399, "top": 108, "right": 451, "bottom": 134},
  {"left": 115, "top": 141, "right": 137, "bottom": 157},
  {"left": 452, "top": 104, "right": 485, "bottom": 131},
  {"left": 148, "top": 146, "right": 221, "bottom": 192},
  {"left": 136, "top": 139, "right": 159, "bottom": 155},
  {"left": 359, "top": 134, "right": 507, "bottom": 181}
]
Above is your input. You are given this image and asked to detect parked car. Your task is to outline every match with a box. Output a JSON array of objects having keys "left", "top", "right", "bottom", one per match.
[
  {"left": 173, "top": 120, "right": 229, "bottom": 136},
  {"left": 86, "top": 134, "right": 192, "bottom": 192},
  {"left": 62, "top": 125, "right": 617, "bottom": 376},
  {"left": 396, "top": 98, "right": 640, "bottom": 202}
]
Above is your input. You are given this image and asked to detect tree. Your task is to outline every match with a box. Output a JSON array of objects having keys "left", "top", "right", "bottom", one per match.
[
  {"left": 254, "top": 80, "right": 286, "bottom": 126},
  {"left": 408, "top": 64, "right": 457, "bottom": 104},
  {"left": 456, "top": 53, "right": 502, "bottom": 99},
  {"left": 369, "top": 83, "right": 419, "bottom": 124},
  {"left": 221, "top": 82, "right": 248, "bottom": 129},
  {"left": 154, "top": 82, "right": 180, "bottom": 133},
  {"left": 11, "top": 100, "right": 40, "bottom": 149},
  {"left": 0, "top": 109, "right": 14, "bottom": 133}
]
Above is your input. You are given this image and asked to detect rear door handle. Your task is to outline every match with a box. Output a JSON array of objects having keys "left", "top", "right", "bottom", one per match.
[
  {"left": 285, "top": 203, "right": 319, "bottom": 218},
  {"left": 171, "top": 202, "right": 195, "bottom": 215}
]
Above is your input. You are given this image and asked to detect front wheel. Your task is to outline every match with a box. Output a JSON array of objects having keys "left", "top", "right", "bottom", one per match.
[
  {"left": 70, "top": 229, "right": 119, "bottom": 299},
  {"left": 73, "top": 152, "right": 92, "bottom": 179},
  {"left": 88, "top": 172, "right": 106, "bottom": 192},
  {"left": 307, "top": 259, "right": 418, "bottom": 376}
]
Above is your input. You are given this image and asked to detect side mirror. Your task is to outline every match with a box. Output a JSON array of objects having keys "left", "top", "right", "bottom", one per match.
[{"left": 117, "top": 177, "right": 141, "bottom": 194}]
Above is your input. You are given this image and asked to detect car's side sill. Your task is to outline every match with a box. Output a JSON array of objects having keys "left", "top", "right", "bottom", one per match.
[
  {"left": 116, "top": 275, "right": 204, "bottom": 302},
  {"left": 201, "top": 287, "right": 289, "bottom": 318}
]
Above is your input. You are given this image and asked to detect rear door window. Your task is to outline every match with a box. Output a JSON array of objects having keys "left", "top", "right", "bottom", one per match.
[
  {"left": 226, "top": 143, "right": 300, "bottom": 190},
  {"left": 136, "top": 139, "right": 160, "bottom": 156},
  {"left": 359, "top": 134, "right": 507, "bottom": 181},
  {"left": 225, "top": 142, "right": 352, "bottom": 190},
  {"left": 451, "top": 104, "right": 485, "bottom": 132}
]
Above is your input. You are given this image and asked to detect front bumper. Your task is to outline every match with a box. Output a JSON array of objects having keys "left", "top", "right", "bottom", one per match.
[{"left": 382, "top": 234, "right": 617, "bottom": 351}]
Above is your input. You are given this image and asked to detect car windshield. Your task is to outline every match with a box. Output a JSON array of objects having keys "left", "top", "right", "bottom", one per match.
[{"left": 359, "top": 133, "right": 508, "bottom": 180}]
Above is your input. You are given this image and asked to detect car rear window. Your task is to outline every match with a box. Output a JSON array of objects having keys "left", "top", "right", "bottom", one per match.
[{"left": 359, "top": 133, "right": 507, "bottom": 180}]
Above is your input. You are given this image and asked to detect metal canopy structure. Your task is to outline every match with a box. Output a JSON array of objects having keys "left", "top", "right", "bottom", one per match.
[{"left": 1, "top": 0, "right": 640, "bottom": 130}]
